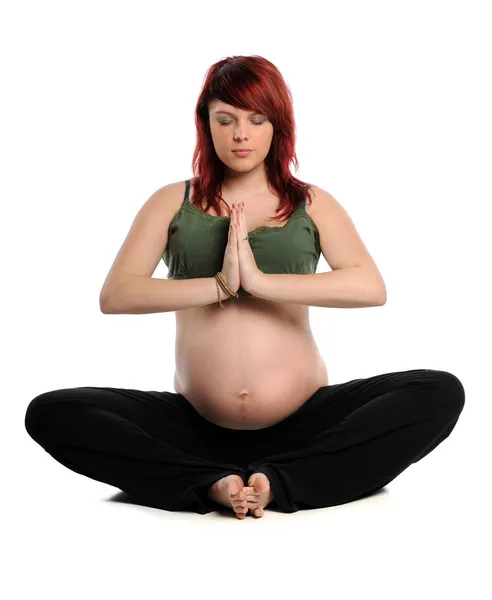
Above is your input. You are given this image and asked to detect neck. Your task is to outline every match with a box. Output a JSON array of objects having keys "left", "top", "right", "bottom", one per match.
[{"left": 222, "top": 164, "right": 269, "bottom": 196}]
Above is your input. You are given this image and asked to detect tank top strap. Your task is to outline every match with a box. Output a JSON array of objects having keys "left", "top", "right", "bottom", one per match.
[{"left": 184, "top": 179, "right": 190, "bottom": 202}]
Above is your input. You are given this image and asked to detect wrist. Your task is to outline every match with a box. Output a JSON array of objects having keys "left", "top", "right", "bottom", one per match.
[
  {"left": 214, "top": 272, "right": 237, "bottom": 306},
  {"left": 219, "top": 286, "right": 230, "bottom": 301}
]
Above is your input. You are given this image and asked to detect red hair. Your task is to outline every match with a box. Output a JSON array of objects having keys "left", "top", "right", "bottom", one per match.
[{"left": 190, "top": 55, "right": 315, "bottom": 223}]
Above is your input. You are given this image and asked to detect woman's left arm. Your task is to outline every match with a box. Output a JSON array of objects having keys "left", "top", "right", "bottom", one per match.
[{"left": 246, "top": 269, "right": 386, "bottom": 308}]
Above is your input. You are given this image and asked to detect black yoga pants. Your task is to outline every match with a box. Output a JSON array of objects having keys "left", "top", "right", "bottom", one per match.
[{"left": 24, "top": 368, "right": 465, "bottom": 515}]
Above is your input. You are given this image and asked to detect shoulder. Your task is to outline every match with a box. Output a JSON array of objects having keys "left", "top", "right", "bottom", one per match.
[
  {"left": 148, "top": 179, "right": 190, "bottom": 213},
  {"left": 304, "top": 184, "right": 339, "bottom": 217}
]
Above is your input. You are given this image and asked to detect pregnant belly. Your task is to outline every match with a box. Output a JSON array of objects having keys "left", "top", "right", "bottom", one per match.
[{"left": 174, "top": 315, "right": 328, "bottom": 430}]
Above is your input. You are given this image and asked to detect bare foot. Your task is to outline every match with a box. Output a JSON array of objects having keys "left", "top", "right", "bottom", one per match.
[
  {"left": 246, "top": 472, "right": 274, "bottom": 518},
  {"left": 208, "top": 474, "right": 259, "bottom": 519}
]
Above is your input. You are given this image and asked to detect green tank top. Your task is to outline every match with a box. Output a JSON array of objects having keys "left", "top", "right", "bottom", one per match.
[{"left": 162, "top": 179, "right": 321, "bottom": 297}]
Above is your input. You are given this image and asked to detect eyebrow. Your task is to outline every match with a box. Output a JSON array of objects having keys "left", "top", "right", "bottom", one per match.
[{"left": 214, "top": 110, "right": 263, "bottom": 116}]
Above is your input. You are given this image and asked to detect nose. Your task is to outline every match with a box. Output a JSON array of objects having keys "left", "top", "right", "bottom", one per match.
[{"left": 233, "top": 124, "right": 251, "bottom": 139}]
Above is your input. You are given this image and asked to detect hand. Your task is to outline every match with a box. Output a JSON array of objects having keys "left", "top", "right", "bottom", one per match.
[
  {"left": 220, "top": 203, "right": 241, "bottom": 294},
  {"left": 236, "top": 201, "right": 264, "bottom": 294}
]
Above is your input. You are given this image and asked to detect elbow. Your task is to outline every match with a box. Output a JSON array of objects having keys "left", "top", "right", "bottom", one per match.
[
  {"left": 99, "top": 290, "right": 114, "bottom": 314},
  {"left": 99, "top": 276, "right": 133, "bottom": 314},
  {"left": 99, "top": 298, "right": 110, "bottom": 314},
  {"left": 370, "top": 272, "right": 387, "bottom": 306},
  {"left": 359, "top": 267, "right": 387, "bottom": 306},
  {"left": 375, "top": 285, "right": 387, "bottom": 306}
]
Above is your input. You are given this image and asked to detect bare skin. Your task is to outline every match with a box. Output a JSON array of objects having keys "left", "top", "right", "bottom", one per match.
[{"left": 207, "top": 472, "right": 274, "bottom": 519}]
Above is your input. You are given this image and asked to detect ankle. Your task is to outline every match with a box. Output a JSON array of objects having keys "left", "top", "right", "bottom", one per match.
[{"left": 207, "top": 482, "right": 219, "bottom": 500}]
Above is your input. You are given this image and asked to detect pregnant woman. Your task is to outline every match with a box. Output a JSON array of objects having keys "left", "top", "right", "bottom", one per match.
[{"left": 24, "top": 55, "right": 465, "bottom": 518}]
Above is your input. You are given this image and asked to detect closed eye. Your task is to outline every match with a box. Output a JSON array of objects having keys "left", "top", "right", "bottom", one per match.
[{"left": 219, "top": 121, "right": 264, "bottom": 126}]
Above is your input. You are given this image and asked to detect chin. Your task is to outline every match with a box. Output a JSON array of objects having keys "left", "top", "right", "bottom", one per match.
[{"left": 227, "top": 162, "right": 257, "bottom": 172}]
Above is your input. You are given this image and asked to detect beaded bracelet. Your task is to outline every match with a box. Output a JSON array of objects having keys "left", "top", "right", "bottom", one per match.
[{"left": 215, "top": 272, "right": 238, "bottom": 307}]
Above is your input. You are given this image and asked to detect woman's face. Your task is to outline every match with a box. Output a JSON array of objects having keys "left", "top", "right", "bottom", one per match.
[{"left": 208, "top": 99, "right": 274, "bottom": 174}]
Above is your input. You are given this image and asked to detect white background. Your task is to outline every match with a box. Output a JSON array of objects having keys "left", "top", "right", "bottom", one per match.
[{"left": 3, "top": 0, "right": 490, "bottom": 598}]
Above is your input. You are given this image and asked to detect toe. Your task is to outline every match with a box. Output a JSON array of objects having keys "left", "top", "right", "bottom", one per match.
[
  {"left": 234, "top": 502, "right": 248, "bottom": 518},
  {"left": 248, "top": 472, "right": 270, "bottom": 493},
  {"left": 228, "top": 476, "right": 242, "bottom": 496},
  {"left": 228, "top": 479, "right": 247, "bottom": 508}
]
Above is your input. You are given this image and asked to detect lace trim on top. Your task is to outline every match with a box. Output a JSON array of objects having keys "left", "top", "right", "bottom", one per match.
[{"left": 182, "top": 193, "right": 308, "bottom": 239}]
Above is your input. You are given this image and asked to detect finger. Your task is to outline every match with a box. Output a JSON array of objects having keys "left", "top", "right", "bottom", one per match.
[
  {"left": 241, "top": 205, "right": 248, "bottom": 240},
  {"left": 234, "top": 207, "right": 241, "bottom": 242},
  {"left": 232, "top": 205, "right": 238, "bottom": 237},
  {"left": 238, "top": 204, "right": 245, "bottom": 235}
]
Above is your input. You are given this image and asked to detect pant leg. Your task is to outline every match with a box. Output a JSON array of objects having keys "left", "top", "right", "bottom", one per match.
[
  {"left": 244, "top": 369, "right": 466, "bottom": 513},
  {"left": 24, "top": 386, "right": 248, "bottom": 514}
]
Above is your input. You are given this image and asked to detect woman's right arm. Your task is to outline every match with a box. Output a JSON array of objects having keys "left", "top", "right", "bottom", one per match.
[{"left": 100, "top": 275, "right": 231, "bottom": 314}]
